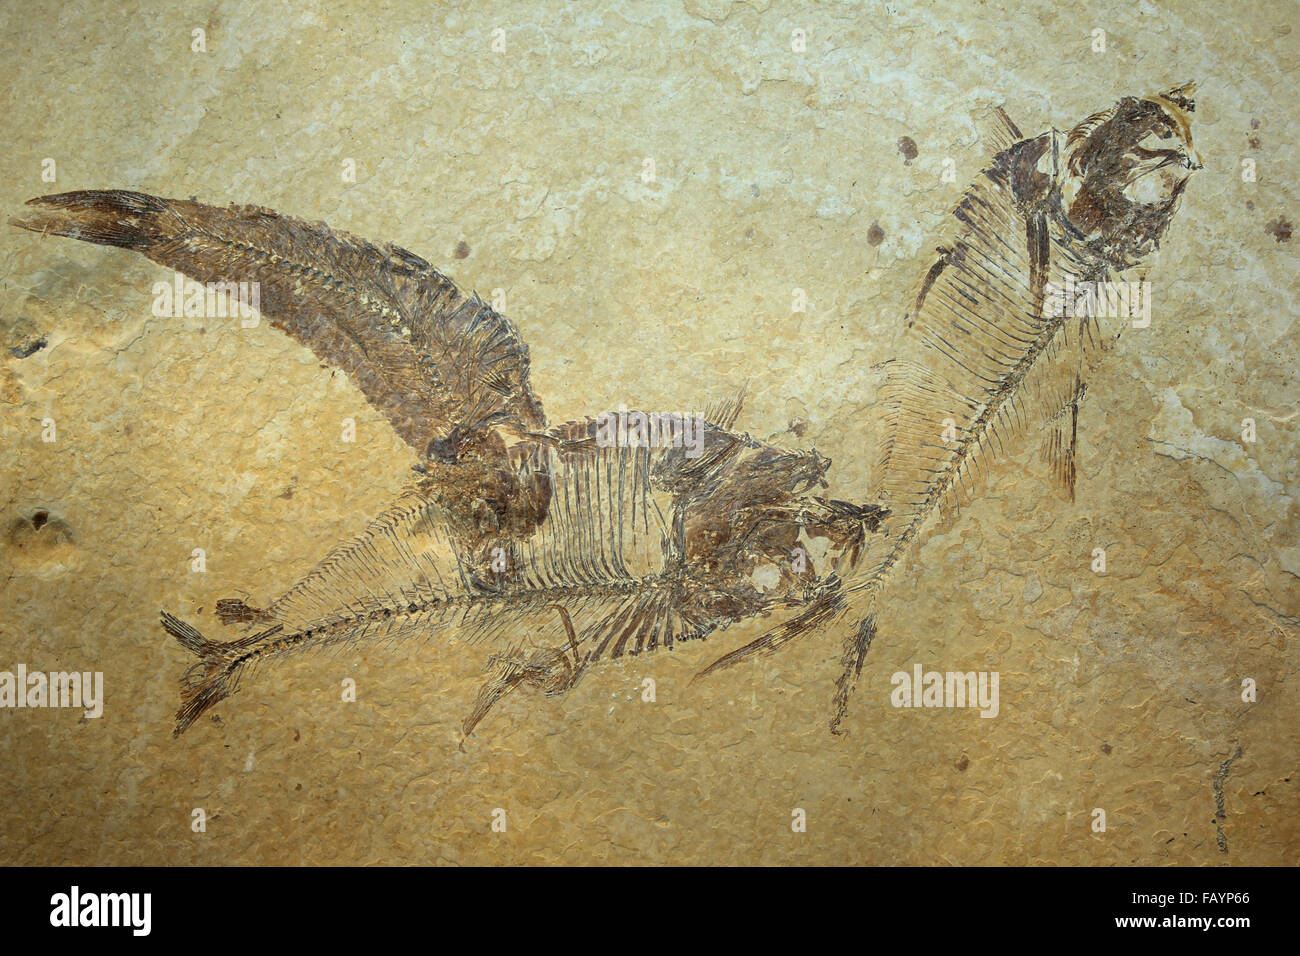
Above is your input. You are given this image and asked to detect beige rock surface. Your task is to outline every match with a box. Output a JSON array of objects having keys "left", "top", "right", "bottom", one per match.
[{"left": 0, "top": 0, "right": 1294, "bottom": 865}]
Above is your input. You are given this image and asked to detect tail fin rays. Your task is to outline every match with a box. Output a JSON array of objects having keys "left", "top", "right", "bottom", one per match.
[
  {"left": 161, "top": 611, "right": 281, "bottom": 737},
  {"left": 11, "top": 190, "right": 176, "bottom": 250}
]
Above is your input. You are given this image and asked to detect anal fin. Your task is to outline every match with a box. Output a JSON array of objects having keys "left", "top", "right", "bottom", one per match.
[{"left": 1041, "top": 375, "right": 1086, "bottom": 502}]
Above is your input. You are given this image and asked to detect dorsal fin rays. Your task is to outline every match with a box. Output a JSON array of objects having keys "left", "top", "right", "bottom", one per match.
[
  {"left": 702, "top": 381, "right": 748, "bottom": 432},
  {"left": 975, "top": 105, "right": 1025, "bottom": 158}
]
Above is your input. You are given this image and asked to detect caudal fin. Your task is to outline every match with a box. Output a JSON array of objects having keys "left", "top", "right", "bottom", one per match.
[
  {"left": 11, "top": 190, "right": 176, "bottom": 250},
  {"left": 161, "top": 611, "right": 280, "bottom": 737}
]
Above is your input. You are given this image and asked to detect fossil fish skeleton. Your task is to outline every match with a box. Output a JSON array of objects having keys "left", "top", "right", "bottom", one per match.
[
  {"left": 10, "top": 177, "right": 885, "bottom": 737},
  {"left": 696, "top": 82, "right": 1201, "bottom": 732},
  {"left": 11, "top": 83, "right": 1199, "bottom": 739}
]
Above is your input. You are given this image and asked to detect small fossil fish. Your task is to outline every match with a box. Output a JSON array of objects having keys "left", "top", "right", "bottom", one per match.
[
  {"left": 696, "top": 83, "right": 1201, "bottom": 733},
  {"left": 11, "top": 83, "right": 1199, "bottom": 739}
]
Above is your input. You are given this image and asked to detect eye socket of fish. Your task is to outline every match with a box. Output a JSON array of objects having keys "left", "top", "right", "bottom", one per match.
[
  {"left": 426, "top": 428, "right": 462, "bottom": 464},
  {"left": 1120, "top": 128, "right": 1199, "bottom": 206}
]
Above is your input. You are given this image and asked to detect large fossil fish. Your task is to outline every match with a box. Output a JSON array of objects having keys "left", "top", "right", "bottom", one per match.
[
  {"left": 11, "top": 183, "right": 883, "bottom": 737},
  {"left": 11, "top": 82, "right": 1199, "bottom": 739}
]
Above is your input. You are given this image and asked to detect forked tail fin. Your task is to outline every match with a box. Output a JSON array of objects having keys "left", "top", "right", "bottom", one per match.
[{"left": 161, "top": 611, "right": 281, "bottom": 737}]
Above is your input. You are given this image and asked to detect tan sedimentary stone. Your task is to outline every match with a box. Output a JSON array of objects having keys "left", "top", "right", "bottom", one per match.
[{"left": 0, "top": 0, "right": 1293, "bottom": 865}]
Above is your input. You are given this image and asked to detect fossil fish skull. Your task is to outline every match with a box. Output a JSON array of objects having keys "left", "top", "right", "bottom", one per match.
[{"left": 1059, "top": 81, "right": 1201, "bottom": 268}]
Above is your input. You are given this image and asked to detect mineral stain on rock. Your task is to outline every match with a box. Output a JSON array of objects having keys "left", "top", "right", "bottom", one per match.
[
  {"left": 897, "top": 135, "right": 918, "bottom": 165},
  {"left": 7, "top": 509, "right": 77, "bottom": 575},
  {"left": 867, "top": 222, "right": 885, "bottom": 246},
  {"left": 8, "top": 336, "right": 46, "bottom": 359},
  {"left": 1266, "top": 216, "right": 1291, "bottom": 242}
]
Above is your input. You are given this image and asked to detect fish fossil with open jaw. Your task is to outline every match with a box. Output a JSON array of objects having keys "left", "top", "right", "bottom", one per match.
[
  {"left": 11, "top": 83, "right": 1199, "bottom": 739},
  {"left": 697, "top": 82, "right": 1201, "bottom": 732}
]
